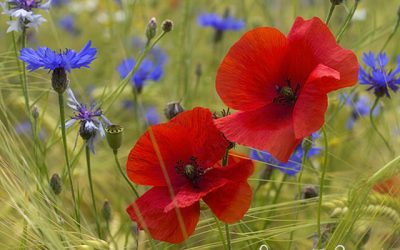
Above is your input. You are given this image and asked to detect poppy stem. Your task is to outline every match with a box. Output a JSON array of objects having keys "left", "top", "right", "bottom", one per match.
[
  {"left": 380, "top": 15, "right": 400, "bottom": 52},
  {"left": 85, "top": 145, "right": 102, "bottom": 239},
  {"left": 225, "top": 224, "right": 232, "bottom": 250},
  {"left": 113, "top": 150, "right": 140, "bottom": 198},
  {"left": 336, "top": 0, "right": 360, "bottom": 43},
  {"left": 213, "top": 216, "right": 228, "bottom": 250},
  {"left": 370, "top": 97, "right": 395, "bottom": 156},
  {"left": 316, "top": 126, "right": 329, "bottom": 249},
  {"left": 222, "top": 149, "right": 229, "bottom": 166},
  {"left": 325, "top": 3, "right": 336, "bottom": 25},
  {"left": 288, "top": 144, "right": 310, "bottom": 249},
  {"left": 58, "top": 93, "right": 81, "bottom": 230}
]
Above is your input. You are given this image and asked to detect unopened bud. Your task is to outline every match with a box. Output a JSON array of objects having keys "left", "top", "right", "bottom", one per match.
[
  {"left": 330, "top": 0, "right": 343, "bottom": 5},
  {"left": 301, "top": 135, "right": 313, "bottom": 153},
  {"left": 161, "top": 19, "right": 173, "bottom": 32},
  {"left": 50, "top": 173, "right": 62, "bottom": 195},
  {"left": 32, "top": 106, "right": 39, "bottom": 120},
  {"left": 302, "top": 185, "right": 318, "bottom": 199},
  {"left": 102, "top": 200, "right": 111, "bottom": 222},
  {"left": 195, "top": 63, "right": 202, "bottom": 77},
  {"left": 105, "top": 124, "right": 124, "bottom": 152},
  {"left": 51, "top": 67, "right": 68, "bottom": 94},
  {"left": 164, "top": 101, "right": 184, "bottom": 120},
  {"left": 146, "top": 17, "right": 157, "bottom": 41}
]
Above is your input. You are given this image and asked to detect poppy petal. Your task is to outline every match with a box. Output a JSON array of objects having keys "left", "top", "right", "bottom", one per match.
[
  {"left": 203, "top": 181, "right": 252, "bottom": 223},
  {"left": 293, "top": 64, "right": 339, "bottom": 138},
  {"left": 126, "top": 187, "right": 200, "bottom": 244},
  {"left": 127, "top": 108, "right": 228, "bottom": 187},
  {"left": 211, "top": 154, "right": 255, "bottom": 182},
  {"left": 216, "top": 27, "right": 288, "bottom": 111},
  {"left": 215, "top": 104, "right": 301, "bottom": 162},
  {"left": 164, "top": 177, "right": 229, "bottom": 212},
  {"left": 287, "top": 17, "right": 358, "bottom": 91}
]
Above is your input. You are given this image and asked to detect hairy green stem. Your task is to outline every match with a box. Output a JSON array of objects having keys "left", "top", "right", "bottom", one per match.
[
  {"left": 86, "top": 145, "right": 102, "bottom": 238},
  {"left": 336, "top": 0, "right": 360, "bottom": 43},
  {"left": 58, "top": 93, "right": 80, "bottom": 229},
  {"left": 225, "top": 224, "right": 232, "bottom": 250},
  {"left": 113, "top": 151, "right": 139, "bottom": 198},
  {"left": 325, "top": 3, "right": 336, "bottom": 25},
  {"left": 213, "top": 216, "right": 228, "bottom": 250},
  {"left": 317, "top": 127, "right": 329, "bottom": 249},
  {"left": 380, "top": 16, "right": 400, "bottom": 52},
  {"left": 370, "top": 97, "right": 394, "bottom": 156}
]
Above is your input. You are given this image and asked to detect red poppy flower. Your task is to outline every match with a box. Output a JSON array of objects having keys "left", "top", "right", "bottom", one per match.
[
  {"left": 215, "top": 17, "right": 359, "bottom": 162},
  {"left": 373, "top": 175, "right": 400, "bottom": 197},
  {"left": 125, "top": 107, "right": 254, "bottom": 243}
]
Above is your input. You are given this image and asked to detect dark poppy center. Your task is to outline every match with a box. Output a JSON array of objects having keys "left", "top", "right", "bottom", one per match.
[
  {"left": 175, "top": 156, "right": 205, "bottom": 188},
  {"left": 273, "top": 79, "right": 300, "bottom": 105}
]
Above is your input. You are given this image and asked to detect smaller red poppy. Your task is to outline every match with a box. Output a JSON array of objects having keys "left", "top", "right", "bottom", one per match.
[
  {"left": 215, "top": 17, "right": 359, "bottom": 162},
  {"left": 126, "top": 107, "right": 254, "bottom": 243},
  {"left": 373, "top": 175, "right": 400, "bottom": 197}
]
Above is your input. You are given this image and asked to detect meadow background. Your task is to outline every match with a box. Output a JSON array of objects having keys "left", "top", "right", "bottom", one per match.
[{"left": 0, "top": 0, "right": 400, "bottom": 249}]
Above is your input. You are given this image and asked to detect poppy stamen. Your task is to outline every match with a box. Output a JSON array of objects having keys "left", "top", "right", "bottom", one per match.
[
  {"left": 273, "top": 80, "right": 300, "bottom": 105},
  {"left": 175, "top": 156, "right": 205, "bottom": 188}
]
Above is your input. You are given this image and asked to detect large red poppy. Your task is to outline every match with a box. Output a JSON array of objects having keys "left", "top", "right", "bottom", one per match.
[
  {"left": 126, "top": 107, "right": 254, "bottom": 243},
  {"left": 215, "top": 17, "right": 359, "bottom": 162}
]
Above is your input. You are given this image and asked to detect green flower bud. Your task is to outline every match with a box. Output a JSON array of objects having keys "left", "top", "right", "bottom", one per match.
[
  {"left": 161, "top": 19, "right": 173, "bottom": 32},
  {"left": 32, "top": 106, "right": 39, "bottom": 120},
  {"left": 50, "top": 173, "right": 62, "bottom": 195},
  {"left": 51, "top": 68, "right": 68, "bottom": 94},
  {"left": 146, "top": 17, "right": 157, "bottom": 41},
  {"left": 105, "top": 124, "right": 124, "bottom": 152},
  {"left": 102, "top": 200, "right": 111, "bottom": 222}
]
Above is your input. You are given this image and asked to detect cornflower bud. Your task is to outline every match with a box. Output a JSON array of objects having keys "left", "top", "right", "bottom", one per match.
[
  {"left": 161, "top": 19, "right": 173, "bottom": 32},
  {"left": 146, "top": 17, "right": 157, "bottom": 41}
]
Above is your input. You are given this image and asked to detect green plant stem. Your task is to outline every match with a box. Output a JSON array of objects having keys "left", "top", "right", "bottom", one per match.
[
  {"left": 380, "top": 16, "right": 400, "bottom": 52},
  {"left": 58, "top": 93, "right": 80, "bottom": 229},
  {"left": 86, "top": 145, "right": 102, "bottom": 239},
  {"left": 325, "top": 3, "right": 336, "bottom": 25},
  {"left": 262, "top": 173, "right": 288, "bottom": 229},
  {"left": 106, "top": 221, "right": 118, "bottom": 250},
  {"left": 113, "top": 150, "right": 139, "bottom": 198},
  {"left": 317, "top": 127, "right": 329, "bottom": 249},
  {"left": 370, "top": 97, "right": 395, "bottom": 156},
  {"left": 225, "top": 224, "right": 232, "bottom": 250},
  {"left": 336, "top": 0, "right": 360, "bottom": 43},
  {"left": 213, "top": 215, "right": 227, "bottom": 250},
  {"left": 288, "top": 147, "right": 309, "bottom": 249}
]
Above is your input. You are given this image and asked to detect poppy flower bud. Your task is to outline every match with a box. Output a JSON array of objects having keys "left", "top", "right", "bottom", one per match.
[
  {"left": 50, "top": 173, "right": 62, "bottom": 195},
  {"left": 32, "top": 106, "right": 39, "bottom": 120},
  {"left": 161, "top": 19, "right": 173, "bottom": 32},
  {"left": 164, "top": 101, "right": 184, "bottom": 120},
  {"left": 146, "top": 17, "right": 157, "bottom": 42},
  {"left": 330, "top": 0, "right": 343, "bottom": 5},
  {"left": 102, "top": 199, "right": 111, "bottom": 222},
  {"left": 51, "top": 67, "right": 68, "bottom": 94},
  {"left": 301, "top": 185, "right": 318, "bottom": 199},
  {"left": 105, "top": 124, "right": 124, "bottom": 152}
]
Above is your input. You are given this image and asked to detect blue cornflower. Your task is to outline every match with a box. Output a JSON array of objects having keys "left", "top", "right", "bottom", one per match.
[
  {"left": 19, "top": 40, "right": 96, "bottom": 72},
  {"left": 144, "top": 107, "right": 160, "bottom": 125},
  {"left": 20, "top": 40, "right": 96, "bottom": 93},
  {"left": 117, "top": 56, "right": 164, "bottom": 93},
  {"left": 359, "top": 52, "right": 400, "bottom": 98},
  {"left": 197, "top": 12, "right": 245, "bottom": 31},
  {"left": 58, "top": 15, "right": 78, "bottom": 35},
  {"left": 65, "top": 88, "right": 111, "bottom": 154},
  {"left": 250, "top": 135, "right": 321, "bottom": 176},
  {"left": 342, "top": 94, "right": 379, "bottom": 129},
  {"left": 1, "top": 0, "right": 51, "bottom": 32}
]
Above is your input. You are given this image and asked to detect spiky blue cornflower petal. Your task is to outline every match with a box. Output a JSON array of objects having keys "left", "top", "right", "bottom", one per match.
[
  {"left": 66, "top": 88, "right": 111, "bottom": 154},
  {"left": 359, "top": 51, "right": 400, "bottom": 98},
  {"left": 250, "top": 134, "right": 321, "bottom": 176},
  {"left": 197, "top": 12, "right": 245, "bottom": 31},
  {"left": 19, "top": 40, "right": 96, "bottom": 72}
]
